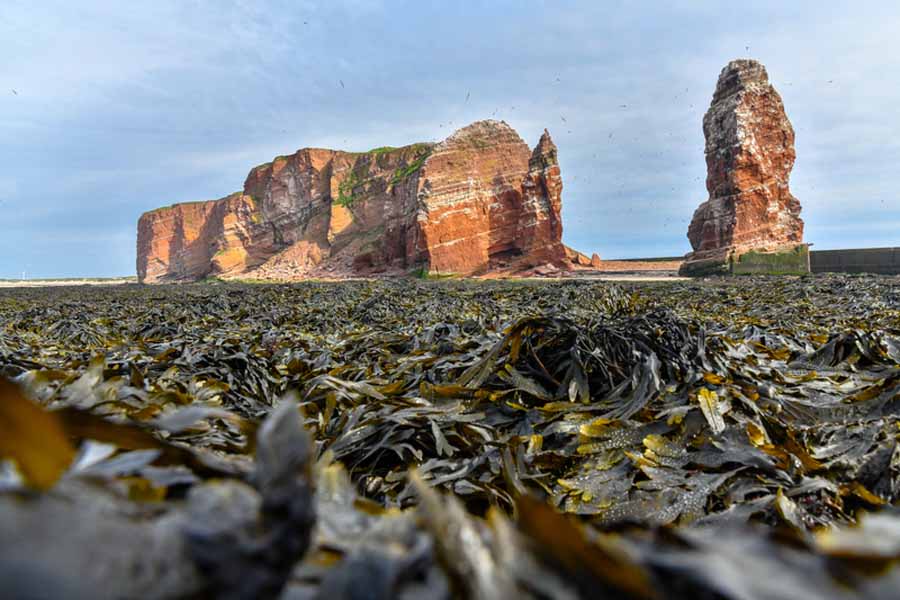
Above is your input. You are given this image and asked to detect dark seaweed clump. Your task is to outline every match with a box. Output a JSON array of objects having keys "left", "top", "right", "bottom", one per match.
[{"left": 1, "top": 275, "right": 899, "bottom": 599}]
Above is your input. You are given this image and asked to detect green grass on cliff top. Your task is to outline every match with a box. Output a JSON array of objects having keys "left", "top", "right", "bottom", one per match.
[
  {"left": 334, "top": 144, "right": 434, "bottom": 206},
  {"left": 143, "top": 194, "right": 241, "bottom": 215},
  {"left": 361, "top": 142, "right": 432, "bottom": 156},
  {"left": 248, "top": 141, "right": 435, "bottom": 173},
  {"left": 366, "top": 146, "right": 397, "bottom": 155}
]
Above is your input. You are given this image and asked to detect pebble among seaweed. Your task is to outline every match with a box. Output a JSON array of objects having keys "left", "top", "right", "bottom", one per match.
[{"left": 1, "top": 276, "right": 900, "bottom": 598}]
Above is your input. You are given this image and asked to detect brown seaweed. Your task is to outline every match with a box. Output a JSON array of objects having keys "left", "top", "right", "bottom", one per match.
[{"left": 1, "top": 274, "right": 899, "bottom": 598}]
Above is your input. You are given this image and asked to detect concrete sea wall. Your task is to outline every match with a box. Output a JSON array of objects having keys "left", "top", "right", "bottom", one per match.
[{"left": 810, "top": 247, "right": 900, "bottom": 275}]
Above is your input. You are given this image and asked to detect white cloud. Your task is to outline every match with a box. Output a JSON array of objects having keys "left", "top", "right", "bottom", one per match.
[{"left": 1, "top": 0, "right": 898, "bottom": 274}]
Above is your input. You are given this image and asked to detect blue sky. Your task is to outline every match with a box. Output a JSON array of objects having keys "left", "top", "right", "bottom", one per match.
[{"left": 2, "top": 1, "right": 899, "bottom": 277}]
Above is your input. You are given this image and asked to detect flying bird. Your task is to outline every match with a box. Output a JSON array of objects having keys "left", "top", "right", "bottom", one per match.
[
  {"left": 465, "top": 91, "right": 470, "bottom": 103},
  {"left": 339, "top": 80, "right": 344, "bottom": 88},
  {"left": 11, "top": 89, "right": 17, "bottom": 95},
  {"left": 560, "top": 116, "right": 567, "bottom": 123}
]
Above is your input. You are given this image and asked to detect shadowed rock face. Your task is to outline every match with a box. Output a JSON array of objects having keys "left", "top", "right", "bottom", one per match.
[
  {"left": 682, "top": 59, "right": 804, "bottom": 270},
  {"left": 520, "top": 130, "right": 566, "bottom": 266},
  {"left": 136, "top": 121, "right": 567, "bottom": 282}
]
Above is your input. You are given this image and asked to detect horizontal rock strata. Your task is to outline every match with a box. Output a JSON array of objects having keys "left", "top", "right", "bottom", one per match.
[
  {"left": 137, "top": 121, "right": 570, "bottom": 283},
  {"left": 680, "top": 59, "right": 804, "bottom": 276}
]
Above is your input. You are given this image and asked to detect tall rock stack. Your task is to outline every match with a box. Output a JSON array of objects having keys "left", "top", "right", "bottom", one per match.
[
  {"left": 680, "top": 59, "right": 806, "bottom": 276},
  {"left": 518, "top": 130, "right": 566, "bottom": 265},
  {"left": 136, "top": 120, "right": 570, "bottom": 282}
]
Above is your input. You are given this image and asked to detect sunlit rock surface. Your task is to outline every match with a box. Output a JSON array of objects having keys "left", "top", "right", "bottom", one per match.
[
  {"left": 681, "top": 59, "right": 804, "bottom": 275},
  {"left": 137, "top": 121, "right": 568, "bottom": 283}
]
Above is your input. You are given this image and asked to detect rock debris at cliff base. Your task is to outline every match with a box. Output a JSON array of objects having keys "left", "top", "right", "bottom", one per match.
[{"left": 1, "top": 276, "right": 900, "bottom": 598}]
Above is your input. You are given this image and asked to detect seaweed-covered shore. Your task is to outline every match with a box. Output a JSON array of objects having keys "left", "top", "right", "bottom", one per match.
[{"left": 1, "top": 276, "right": 899, "bottom": 598}]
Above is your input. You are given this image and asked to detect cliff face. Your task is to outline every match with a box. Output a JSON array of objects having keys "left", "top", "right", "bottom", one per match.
[
  {"left": 136, "top": 196, "right": 233, "bottom": 283},
  {"left": 137, "top": 120, "right": 567, "bottom": 283},
  {"left": 411, "top": 122, "right": 566, "bottom": 274},
  {"left": 681, "top": 59, "right": 803, "bottom": 272}
]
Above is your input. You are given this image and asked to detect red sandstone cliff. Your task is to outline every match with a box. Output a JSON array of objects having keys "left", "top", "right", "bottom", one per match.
[
  {"left": 137, "top": 120, "right": 568, "bottom": 283},
  {"left": 680, "top": 59, "right": 803, "bottom": 275}
]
